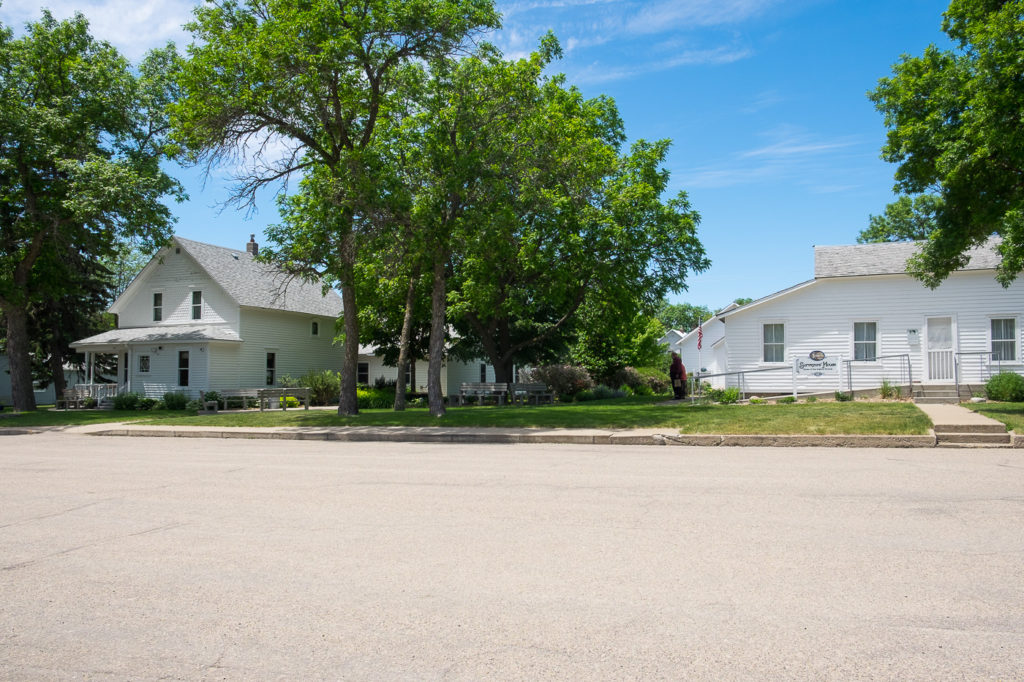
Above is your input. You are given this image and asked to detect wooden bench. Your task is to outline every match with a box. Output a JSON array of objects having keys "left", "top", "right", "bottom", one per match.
[
  {"left": 201, "top": 389, "right": 261, "bottom": 413},
  {"left": 257, "top": 387, "right": 310, "bottom": 411},
  {"left": 57, "top": 386, "right": 88, "bottom": 410},
  {"left": 455, "top": 382, "right": 508, "bottom": 406},
  {"left": 510, "top": 383, "right": 554, "bottom": 406}
]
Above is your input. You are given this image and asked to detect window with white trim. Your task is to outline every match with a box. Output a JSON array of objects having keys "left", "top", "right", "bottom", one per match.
[
  {"left": 991, "top": 318, "right": 1016, "bottom": 362},
  {"left": 178, "top": 351, "right": 189, "bottom": 387},
  {"left": 266, "top": 352, "right": 276, "bottom": 386},
  {"left": 854, "top": 322, "right": 877, "bottom": 361},
  {"left": 138, "top": 355, "right": 150, "bottom": 373},
  {"left": 763, "top": 323, "right": 785, "bottom": 363},
  {"left": 191, "top": 291, "right": 203, "bottom": 320},
  {"left": 153, "top": 292, "right": 162, "bottom": 321},
  {"left": 357, "top": 362, "right": 369, "bottom": 385}
]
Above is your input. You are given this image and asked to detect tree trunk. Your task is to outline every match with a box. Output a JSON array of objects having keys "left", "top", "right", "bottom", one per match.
[
  {"left": 427, "top": 257, "right": 446, "bottom": 417},
  {"left": 393, "top": 275, "right": 417, "bottom": 411},
  {"left": 491, "top": 357, "right": 515, "bottom": 384},
  {"left": 4, "top": 306, "right": 37, "bottom": 412},
  {"left": 337, "top": 233, "right": 359, "bottom": 416}
]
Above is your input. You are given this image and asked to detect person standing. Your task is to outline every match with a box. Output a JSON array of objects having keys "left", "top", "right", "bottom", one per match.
[{"left": 669, "top": 352, "right": 687, "bottom": 400}]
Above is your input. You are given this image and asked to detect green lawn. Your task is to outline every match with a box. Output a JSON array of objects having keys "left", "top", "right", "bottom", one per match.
[
  {"left": 965, "top": 402, "right": 1024, "bottom": 432},
  {"left": 0, "top": 408, "right": 194, "bottom": 428},
  {"left": 0, "top": 397, "right": 932, "bottom": 435}
]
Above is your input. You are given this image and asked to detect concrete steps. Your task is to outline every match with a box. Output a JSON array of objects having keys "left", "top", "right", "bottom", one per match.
[
  {"left": 915, "top": 402, "right": 1013, "bottom": 448},
  {"left": 912, "top": 384, "right": 962, "bottom": 404}
]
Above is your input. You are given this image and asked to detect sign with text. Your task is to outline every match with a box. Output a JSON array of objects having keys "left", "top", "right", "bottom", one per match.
[{"left": 794, "top": 351, "right": 839, "bottom": 377}]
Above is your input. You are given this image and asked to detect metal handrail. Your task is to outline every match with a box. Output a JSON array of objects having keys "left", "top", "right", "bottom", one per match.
[
  {"left": 841, "top": 354, "right": 912, "bottom": 395},
  {"left": 691, "top": 365, "right": 795, "bottom": 402},
  {"left": 953, "top": 351, "right": 1002, "bottom": 398}
]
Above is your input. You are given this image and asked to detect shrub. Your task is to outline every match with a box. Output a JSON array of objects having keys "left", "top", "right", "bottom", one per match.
[
  {"left": 138, "top": 397, "right": 157, "bottom": 411},
  {"left": 163, "top": 392, "right": 189, "bottom": 410},
  {"left": 283, "top": 369, "right": 342, "bottom": 405},
  {"left": 202, "top": 390, "right": 221, "bottom": 406},
  {"left": 82, "top": 396, "right": 97, "bottom": 409},
  {"left": 577, "top": 385, "right": 626, "bottom": 402},
  {"left": 749, "top": 398, "right": 765, "bottom": 405},
  {"left": 707, "top": 387, "right": 740, "bottom": 404},
  {"left": 113, "top": 392, "right": 141, "bottom": 410},
  {"left": 777, "top": 396, "right": 796, "bottom": 404},
  {"left": 986, "top": 372, "right": 1024, "bottom": 402},
  {"left": 521, "top": 364, "right": 592, "bottom": 399},
  {"left": 575, "top": 389, "right": 594, "bottom": 402},
  {"left": 834, "top": 391, "right": 853, "bottom": 402},
  {"left": 805, "top": 396, "right": 818, "bottom": 403},
  {"left": 185, "top": 399, "right": 201, "bottom": 412},
  {"left": 373, "top": 375, "right": 397, "bottom": 390},
  {"left": 356, "top": 387, "right": 394, "bottom": 409}
]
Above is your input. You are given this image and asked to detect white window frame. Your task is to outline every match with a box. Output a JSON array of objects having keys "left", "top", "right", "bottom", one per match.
[
  {"left": 357, "top": 362, "right": 369, "bottom": 385},
  {"left": 990, "top": 316, "right": 1018, "bottom": 363},
  {"left": 191, "top": 290, "right": 203, "bottom": 320},
  {"left": 138, "top": 355, "right": 151, "bottom": 373},
  {"left": 761, "top": 321, "right": 786, "bottom": 364},
  {"left": 852, "top": 321, "right": 880, "bottom": 362},
  {"left": 152, "top": 292, "right": 163, "bottom": 322}
]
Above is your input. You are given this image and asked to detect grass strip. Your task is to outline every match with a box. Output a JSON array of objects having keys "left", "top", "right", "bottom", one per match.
[
  {"left": 1, "top": 399, "right": 932, "bottom": 435},
  {"left": 964, "top": 402, "right": 1024, "bottom": 432}
]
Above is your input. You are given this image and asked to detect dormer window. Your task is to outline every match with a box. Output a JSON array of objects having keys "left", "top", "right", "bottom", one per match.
[
  {"left": 153, "top": 293, "right": 162, "bottom": 321},
  {"left": 192, "top": 291, "right": 202, "bottom": 320}
]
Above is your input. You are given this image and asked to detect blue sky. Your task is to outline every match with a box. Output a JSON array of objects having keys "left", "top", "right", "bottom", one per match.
[{"left": 3, "top": 0, "right": 953, "bottom": 312}]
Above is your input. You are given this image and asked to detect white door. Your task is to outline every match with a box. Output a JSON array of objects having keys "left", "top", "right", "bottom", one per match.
[{"left": 926, "top": 316, "right": 955, "bottom": 381}]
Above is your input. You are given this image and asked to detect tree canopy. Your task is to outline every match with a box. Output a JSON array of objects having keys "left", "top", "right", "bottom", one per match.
[
  {"left": 0, "top": 11, "right": 181, "bottom": 411},
  {"left": 858, "top": 194, "right": 941, "bottom": 244},
  {"left": 870, "top": 0, "right": 1024, "bottom": 286}
]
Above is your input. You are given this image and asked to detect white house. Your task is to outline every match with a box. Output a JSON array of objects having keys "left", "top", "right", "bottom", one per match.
[
  {"left": 659, "top": 302, "right": 737, "bottom": 388},
  {"left": 71, "top": 236, "right": 482, "bottom": 399},
  {"left": 0, "top": 355, "right": 84, "bottom": 408},
  {"left": 714, "top": 239, "right": 1023, "bottom": 396}
]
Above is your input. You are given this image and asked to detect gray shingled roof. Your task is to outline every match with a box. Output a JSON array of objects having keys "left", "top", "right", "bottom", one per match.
[
  {"left": 175, "top": 237, "right": 343, "bottom": 317},
  {"left": 814, "top": 238, "right": 1003, "bottom": 278},
  {"left": 72, "top": 325, "right": 243, "bottom": 349}
]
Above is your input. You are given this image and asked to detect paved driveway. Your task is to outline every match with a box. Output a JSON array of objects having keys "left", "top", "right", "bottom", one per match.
[{"left": 1, "top": 434, "right": 1022, "bottom": 680}]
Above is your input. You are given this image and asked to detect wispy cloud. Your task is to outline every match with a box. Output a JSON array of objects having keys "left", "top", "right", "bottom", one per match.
[
  {"left": 0, "top": 0, "right": 194, "bottom": 61},
  {"left": 626, "top": 0, "right": 779, "bottom": 34},
  {"left": 677, "top": 128, "right": 866, "bottom": 189},
  {"left": 570, "top": 45, "right": 752, "bottom": 84}
]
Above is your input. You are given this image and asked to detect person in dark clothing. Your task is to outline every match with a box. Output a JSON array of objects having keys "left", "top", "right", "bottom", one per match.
[{"left": 669, "top": 352, "right": 687, "bottom": 400}]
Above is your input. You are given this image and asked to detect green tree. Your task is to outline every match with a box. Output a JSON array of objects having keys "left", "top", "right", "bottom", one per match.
[
  {"left": 655, "top": 301, "right": 712, "bottom": 333},
  {"left": 174, "top": 0, "right": 499, "bottom": 415},
  {"left": 570, "top": 303, "right": 666, "bottom": 384},
  {"left": 870, "top": 0, "right": 1024, "bottom": 286},
  {"left": 0, "top": 13, "right": 181, "bottom": 411},
  {"left": 731, "top": 297, "right": 754, "bottom": 307},
  {"left": 858, "top": 194, "right": 941, "bottom": 244}
]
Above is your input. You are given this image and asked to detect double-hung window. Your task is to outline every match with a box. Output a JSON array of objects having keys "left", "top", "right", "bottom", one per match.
[
  {"left": 854, "top": 322, "right": 878, "bottom": 361},
  {"left": 178, "top": 351, "right": 189, "bottom": 387},
  {"left": 191, "top": 291, "right": 203, "bottom": 320},
  {"left": 357, "top": 362, "right": 369, "bottom": 385},
  {"left": 991, "top": 318, "right": 1016, "bottom": 362},
  {"left": 266, "top": 352, "right": 276, "bottom": 386},
  {"left": 763, "top": 323, "right": 785, "bottom": 363},
  {"left": 153, "top": 293, "right": 163, "bottom": 322}
]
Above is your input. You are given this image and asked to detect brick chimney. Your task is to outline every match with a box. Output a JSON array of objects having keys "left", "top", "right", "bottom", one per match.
[{"left": 246, "top": 234, "right": 258, "bottom": 256}]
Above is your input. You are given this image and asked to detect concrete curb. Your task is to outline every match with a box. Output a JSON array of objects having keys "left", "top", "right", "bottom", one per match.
[{"left": 68, "top": 426, "right": 944, "bottom": 448}]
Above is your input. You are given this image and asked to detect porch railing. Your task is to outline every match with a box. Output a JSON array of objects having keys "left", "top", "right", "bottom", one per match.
[
  {"left": 954, "top": 351, "right": 1003, "bottom": 399},
  {"left": 842, "top": 354, "right": 912, "bottom": 395},
  {"left": 74, "top": 383, "right": 119, "bottom": 401}
]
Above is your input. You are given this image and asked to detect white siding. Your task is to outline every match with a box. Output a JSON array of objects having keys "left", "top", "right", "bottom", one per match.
[
  {"left": 238, "top": 308, "right": 342, "bottom": 388},
  {"left": 117, "top": 247, "right": 239, "bottom": 332},
  {"left": 722, "top": 271, "right": 1024, "bottom": 393},
  {"left": 129, "top": 344, "right": 209, "bottom": 399},
  {"left": 446, "top": 360, "right": 493, "bottom": 395}
]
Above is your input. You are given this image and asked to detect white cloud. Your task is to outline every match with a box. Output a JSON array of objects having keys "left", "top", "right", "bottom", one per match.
[
  {"left": 626, "top": 0, "right": 779, "bottom": 34},
  {"left": 0, "top": 0, "right": 195, "bottom": 61},
  {"left": 569, "top": 45, "right": 751, "bottom": 84}
]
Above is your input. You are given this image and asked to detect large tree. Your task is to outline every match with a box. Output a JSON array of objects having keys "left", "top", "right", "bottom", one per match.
[
  {"left": 870, "top": 0, "right": 1024, "bottom": 286},
  {"left": 173, "top": 0, "right": 499, "bottom": 415},
  {"left": 858, "top": 194, "right": 941, "bottom": 244},
  {"left": 0, "top": 13, "right": 181, "bottom": 411},
  {"left": 655, "top": 301, "right": 712, "bottom": 333}
]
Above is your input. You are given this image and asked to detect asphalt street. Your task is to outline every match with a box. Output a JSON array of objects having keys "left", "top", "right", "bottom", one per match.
[{"left": 1, "top": 433, "right": 1022, "bottom": 680}]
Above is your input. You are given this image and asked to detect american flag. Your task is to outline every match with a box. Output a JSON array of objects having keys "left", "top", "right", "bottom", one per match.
[{"left": 697, "top": 321, "right": 703, "bottom": 350}]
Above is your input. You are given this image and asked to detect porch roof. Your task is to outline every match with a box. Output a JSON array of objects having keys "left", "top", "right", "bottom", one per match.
[{"left": 71, "top": 325, "right": 243, "bottom": 351}]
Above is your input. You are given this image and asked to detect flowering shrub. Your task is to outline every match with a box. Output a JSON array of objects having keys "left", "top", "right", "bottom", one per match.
[{"left": 520, "top": 365, "right": 592, "bottom": 399}]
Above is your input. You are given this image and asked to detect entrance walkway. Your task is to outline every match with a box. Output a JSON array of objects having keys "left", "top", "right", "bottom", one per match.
[{"left": 913, "top": 402, "right": 1012, "bottom": 446}]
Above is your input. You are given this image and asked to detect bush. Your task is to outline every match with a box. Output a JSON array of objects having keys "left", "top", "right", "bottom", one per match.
[
  {"left": 202, "top": 390, "right": 221, "bottom": 406},
  {"left": 357, "top": 387, "right": 394, "bottom": 409},
  {"left": 520, "top": 365, "right": 592, "bottom": 399},
  {"left": 609, "top": 366, "right": 671, "bottom": 396},
  {"left": 163, "top": 392, "right": 189, "bottom": 410},
  {"left": 113, "top": 392, "right": 141, "bottom": 410},
  {"left": 777, "top": 395, "right": 796, "bottom": 404},
  {"left": 282, "top": 369, "right": 341, "bottom": 405},
  {"left": 707, "top": 387, "right": 740, "bottom": 404},
  {"left": 373, "top": 376, "right": 396, "bottom": 390},
  {"left": 138, "top": 397, "right": 157, "bottom": 410},
  {"left": 985, "top": 372, "right": 1024, "bottom": 402},
  {"left": 749, "top": 398, "right": 765, "bottom": 404},
  {"left": 576, "top": 385, "right": 626, "bottom": 402},
  {"left": 185, "top": 399, "right": 201, "bottom": 412},
  {"left": 805, "top": 396, "right": 818, "bottom": 403},
  {"left": 82, "top": 396, "right": 97, "bottom": 409},
  {"left": 834, "top": 391, "right": 853, "bottom": 402}
]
